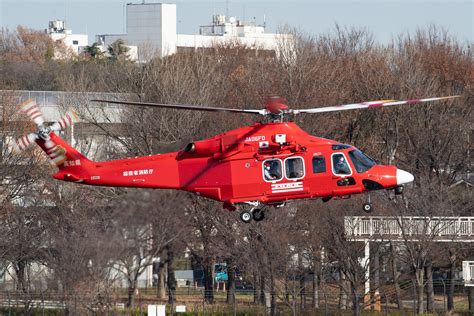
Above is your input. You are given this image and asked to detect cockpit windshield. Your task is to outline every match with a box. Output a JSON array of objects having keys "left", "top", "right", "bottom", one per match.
[{"left": 348, "top": 149, "right": 376, "bottom": 173}]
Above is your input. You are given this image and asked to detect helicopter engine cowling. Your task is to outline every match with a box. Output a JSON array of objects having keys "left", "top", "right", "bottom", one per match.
[{"left": 183, "top": 139, "right": 221, "bottom": 156}]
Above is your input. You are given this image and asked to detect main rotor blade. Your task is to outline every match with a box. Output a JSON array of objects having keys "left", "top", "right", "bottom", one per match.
[
  {"left": 293, "top": 96, "right": 460, "bottom": 114},
  {"left": 92, "top": 100, "right": 265, "bottom": 115}
]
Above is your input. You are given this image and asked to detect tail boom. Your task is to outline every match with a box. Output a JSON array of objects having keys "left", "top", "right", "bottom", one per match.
[{"left": 38, "top": 133, "right": 180, "bottom": 189}]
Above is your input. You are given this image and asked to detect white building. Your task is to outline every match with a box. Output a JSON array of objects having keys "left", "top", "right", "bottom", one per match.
[
  {"left": 47, "top": 20, "right": 138, "bottom": 61},
  {"left": 97, "top": 2, "right": 293, "bottom": 60},
  {"left": 97, "top": 3, "right": 176, "bottom": 59},
  {"left": 47, "top": 20, "right": 88, "bottom": 56},
  {"left": 177, "top": 14, "right": 291, "bottom": 54}
]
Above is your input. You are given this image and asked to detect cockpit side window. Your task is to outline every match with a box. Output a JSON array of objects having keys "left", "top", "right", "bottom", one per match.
[
  {"left": 332, "top": 153, "right": 352, "bottom": 176},
  {"left": 348, "top": 150, "right": 376, "bottom": 173},
  {"left": 263, "top": 159, "right": 283, "bottom": 181},
  {"left": 285, "top": 157, "right": 305, "bottom": 180}
]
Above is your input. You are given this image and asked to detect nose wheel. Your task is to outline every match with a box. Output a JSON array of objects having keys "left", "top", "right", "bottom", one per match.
[
  {"left": 362, "top": 203, "right": 373, "bottom": 213},
  {"left": 240, "top": 208, "right": 265, "bottom": 223},
  {"left": 395, "top": 185, "right": 404, "bottom": 195},
  {"left": 362, "top": 193, "right": 373, "bottom": 213}
]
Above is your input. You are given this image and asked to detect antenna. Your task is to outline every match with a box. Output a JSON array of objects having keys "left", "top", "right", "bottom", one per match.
[
  {"left": 226, "top": 0, "right": 229, "bottom": 18},
  {"left": 263, "top": 13, "right": 266, "bottom": 30},
  {"left": 64, "top": 0, "right": 68, "bottom": 26},
  {"left": 123, "top": 1, "right": 126, "bottom": 33}
]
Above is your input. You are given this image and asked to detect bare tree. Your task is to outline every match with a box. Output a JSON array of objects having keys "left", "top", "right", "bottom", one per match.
[{"left": 108, "top": 189, "right": 183, "bottom": 307}]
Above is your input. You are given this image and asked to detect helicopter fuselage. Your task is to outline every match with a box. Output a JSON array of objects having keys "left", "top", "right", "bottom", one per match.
[{"left": 46, "top": 121, "right": 411, "bottom": 207}]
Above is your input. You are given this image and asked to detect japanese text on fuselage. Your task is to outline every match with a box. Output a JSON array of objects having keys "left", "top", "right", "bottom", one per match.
[
  {"left": 123, "top": 169, "right": 154, "bottom": 177},
  {"left": 64, "top": 160, "right": 81, "bottom": 167}
]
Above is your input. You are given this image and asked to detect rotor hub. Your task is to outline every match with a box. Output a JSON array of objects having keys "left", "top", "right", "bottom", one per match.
[
  {"left": 38, "top": 127, "right": 50, "bottom": 140},
  {"left": 264, "top": 96, "right": 289, "bottom": 115}
]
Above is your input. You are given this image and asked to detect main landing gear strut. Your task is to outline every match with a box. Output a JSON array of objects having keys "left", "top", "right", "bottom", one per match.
[
  {"left": 362, "top": 185, "right": 404, "bottom": 213},
  {"left": 240, "top": 207, "right": 265, "bottom": 223}
]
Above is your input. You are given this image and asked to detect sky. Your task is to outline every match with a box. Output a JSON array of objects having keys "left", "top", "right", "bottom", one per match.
[{"left": 0, "top": 0, "right": 472, "bottom": 45}]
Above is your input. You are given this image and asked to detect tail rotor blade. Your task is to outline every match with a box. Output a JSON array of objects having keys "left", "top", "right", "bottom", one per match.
[
  {"left": 14, "top": 133, "right": 38, "bottom": 152},
  {"left": 20, "top": 99, "right": 44, "bottom": 126},
  {"left": 50, "top": 110, "right": 77, "bottom": 132},
  {"left": 44, "top": 139, "right": 67, "bottom": 165}
]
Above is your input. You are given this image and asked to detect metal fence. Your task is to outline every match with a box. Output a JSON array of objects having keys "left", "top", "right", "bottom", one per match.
[
  {"left": 345, "top": 216, "right": 474, "bottom": 242},
  {"left": 0, "top": 279, "right": 470, "bottom": 315}
]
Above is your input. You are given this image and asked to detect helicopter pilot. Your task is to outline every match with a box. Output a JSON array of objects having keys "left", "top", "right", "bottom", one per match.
[{"left": 335, "top": 156, "right": 351, "bottom": 175}]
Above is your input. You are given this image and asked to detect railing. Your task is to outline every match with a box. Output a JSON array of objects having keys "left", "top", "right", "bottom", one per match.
[
  {"left": 0, "top": 281, "right": 469, "bottom": 314},
  {"left": 345, "top": 216, "right": 474, "bottom": 241}
]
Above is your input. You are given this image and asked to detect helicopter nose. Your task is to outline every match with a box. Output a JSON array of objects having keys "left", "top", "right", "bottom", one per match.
[{"left": 396, "top": 169, "right": 414, "bottom": 185}]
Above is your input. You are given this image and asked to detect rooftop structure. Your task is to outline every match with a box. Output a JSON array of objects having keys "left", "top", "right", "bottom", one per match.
[
  {"left": 199, "top": 14, "right": 266, "bottom": 37},
  {"left": 46, "top": 20, "right": 88, "bottom": 55},
  {"left": 46, "top": 20, "right": 138, "bottom": 61}
]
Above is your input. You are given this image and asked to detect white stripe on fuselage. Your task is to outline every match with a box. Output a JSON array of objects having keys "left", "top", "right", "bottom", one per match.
[{"left": 271, "top": 182, "right": 303, "bottom": 193}]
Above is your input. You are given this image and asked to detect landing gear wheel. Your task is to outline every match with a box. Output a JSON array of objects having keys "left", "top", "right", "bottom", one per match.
[
  {"left": 252, "top": 209, "right": 265, "bottom": 222},
  {"left": 240, "top": 211, "right": 252, "bottom": 223},
  {"left": 395, "top": 185, "right": 404, "bottom": 195},
  {"left": 362, "top": 203, "right": 373, "bottom": 213}
]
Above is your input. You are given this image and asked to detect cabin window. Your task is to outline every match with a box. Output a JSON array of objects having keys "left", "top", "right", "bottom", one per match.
[
  {"left": 312, "top": 156, "right": 326, "bottom": 173},
  {"left": 285, "top": 157, "right": 305, "bottom": 180},
  {"left": 332, "top": 144, "right": 352, "bottom": 150},
  {"left": 263, "top": 159, "right": 282, "bottom": 181},
  {"left": 332, "top": 153, "right": 352, "bottom": 176}
]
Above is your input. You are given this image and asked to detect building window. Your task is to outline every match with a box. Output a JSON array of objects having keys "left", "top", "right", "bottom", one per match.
[
  {"left": 263, "top": 159, "right": 282, "bottom": 181},
  {"left": 285, "top": 157, "right": 305, "bottom": 180},
  {"left": 312, "top": 156, "right": 326, "bottom": 173},
  {"left": 72, "top": 40, "right": 79, "bottom": 45}
]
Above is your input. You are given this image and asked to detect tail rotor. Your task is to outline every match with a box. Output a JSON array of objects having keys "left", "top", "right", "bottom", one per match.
[{"left": 14, "top": 99, "right": 77, "bottom": 165}]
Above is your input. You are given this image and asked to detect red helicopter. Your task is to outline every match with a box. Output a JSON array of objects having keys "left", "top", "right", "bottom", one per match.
[{"left": 14, "top": 95, "right": 458, "bottom": 222}]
